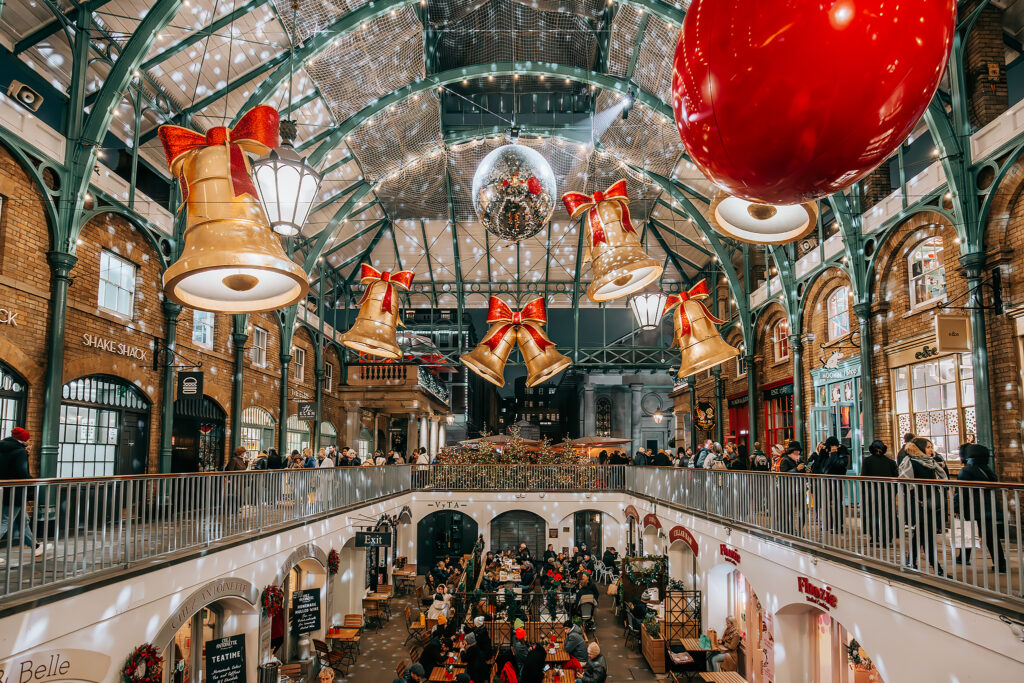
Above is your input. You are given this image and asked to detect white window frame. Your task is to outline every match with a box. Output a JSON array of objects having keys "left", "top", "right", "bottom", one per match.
[
  {"left": 293, "top": 347, "right": 306, "bottom": 382},
  {"left": 192, "top": 309, "right": 215, "bottom": 349},
  {"left": 251, "top": 327, "right": 268, "bottom": 368},
  {"left": 736, "top": 344, "right": 747, "bottom": 378},
  {"left": 773, "top": 320, "right": 790, "bottom": 362},
  {"left": 826, "top": 286, "right": 851, "bottom": 341},
  {"left": 908, "top": 237, "right": 947, "bottom": 309},
  {"left": 98, "top": 250, "right": 136, "bottom": 318},
  {"left": 324, "top": 362, "right": 334, "bottom": 393}
]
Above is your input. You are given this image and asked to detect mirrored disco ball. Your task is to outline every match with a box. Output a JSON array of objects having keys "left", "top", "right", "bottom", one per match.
[{"left": 471, "top": 144, "right": 557, "bottom": 242}]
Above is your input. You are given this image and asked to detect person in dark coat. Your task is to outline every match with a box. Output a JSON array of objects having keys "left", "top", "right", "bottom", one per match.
[
  {"left": 519, "top": 642, "right": 547, "bottom": 683},
  {"left": 777, "top": 442, "right": 806, "bottom": 534},
  {"left": 563, "top": 621, "right": 588, "bottom": 665},
  {"left": 814, "top": 437, "right": 850, "bottom": 532},
  {"left": 472, "top": 616, "right": 493, "bottom": 659},
  {"left": 460, "top": 632, "right": 489, "bottom": 683},
  {"left": 954, "top": 444, "right": 1006, "bottom": 572},
  {"left": 652, "top": 449, "right": 671, "bottom": 467},
  {"left": 419, "top": 631, "right": 444, "bottom": 672},
  {"left": 601, "top": 547, "right": 619, "bottom": 574},
  {"left": 579, "top": 643, "right": 607, "bottom": 683},
  {"left": 225, "top": 446, "right": 248, "bottom": 471},
  {"left": 860, "top": 440, "right": 897, "bottom": 543},
  {"left": 898, "top": 438, "right": 948, "bottom": 575},
  {"left": 267, "top": 447, "right": 285, "bottom": 469},
  {"left": 0, "top": 428, "right": 51, "bottom": 562},
  {"left": 957, "top": 433, "right": 977, "bottom": 465}
]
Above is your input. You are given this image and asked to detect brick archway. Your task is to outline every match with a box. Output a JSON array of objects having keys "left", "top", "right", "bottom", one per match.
[
  {"left": 0, "top": 337, "right": 44, "bottom": 386},
  {"left": 63, "top": 362, "right": 158, "bottom": 404}
]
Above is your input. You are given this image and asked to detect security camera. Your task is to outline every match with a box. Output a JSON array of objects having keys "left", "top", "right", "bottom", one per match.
[{"left": 6, "top": 81, "right": 43, "bottom": 112}]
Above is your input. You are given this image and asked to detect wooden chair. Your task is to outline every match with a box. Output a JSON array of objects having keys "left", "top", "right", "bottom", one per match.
[
  {"left": 410, "top": 644, "right": 423, "bottom": 663},
  {"left": 314, "top": 638, "right": 348, "bottom": 677},
  {"left": 344, "top": 614, "right": 364, "bottom": 632},
  {"left": 404, "top": 604, "right": 426, "bottom": 645},
  {"left": 396, "top": 660, "right": 409, "bottom": 678},
  {"left": 363, "top": 598, "right": 385, "bottom": 631},
  {"left": 279, "top": 663, "right": 303, "bottom": 682}
]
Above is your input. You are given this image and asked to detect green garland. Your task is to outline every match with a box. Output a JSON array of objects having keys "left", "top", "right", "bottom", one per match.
[
  {"left": 846, "top": 639, "right": 872, "bottom": 668},
  {"left": 623, "top": 555, "right": 667, "bottom": 587}
]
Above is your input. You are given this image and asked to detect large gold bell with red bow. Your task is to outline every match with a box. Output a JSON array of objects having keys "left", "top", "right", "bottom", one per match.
[
  {"left": 160, "top": 108, "right": 308, "bottom": 313},
  {"left": 461, "top": 322, "right": 517, "bottom": 387},
  {"left": 674, "top": 298, "right": 739, "bottom": 378},
  {"left": 339, "top": 280, "right": 403, "bottom": 360},
  {"left": 518, "top": 325, "right": 571, "bottom": 388}
]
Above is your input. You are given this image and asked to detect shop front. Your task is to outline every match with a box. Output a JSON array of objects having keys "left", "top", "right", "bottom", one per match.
[
  {"left": 761, "top": 378, "right": 794, "bottom": 450},
  {"left": 811, "top": 358, "right": 861, "bottom": 471},
  {"left": 58, "top": 375, "right": 150, "bottom": 477},
  {"left": 286, "top": 414, "right": 311, "bottom": 455},
  {"left": 240, "top": 406, "right": 276, "bottom": 455},
  {"left": 727, "top": 392, "right": 749, "bottom": 451},
  {"left": 707, "top": 546, "right": 769, "bottom": 682},
  {"left": 885, "top": 334, "right": 976, "bottom": 467},
  {"left": 172, "top": 396, "right": 226, "bottom": 472}
]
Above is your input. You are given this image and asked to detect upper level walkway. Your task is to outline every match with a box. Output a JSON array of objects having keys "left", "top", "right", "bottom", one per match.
[{"left": 0, "top": 465, "right": 1020, "bottom": 616}]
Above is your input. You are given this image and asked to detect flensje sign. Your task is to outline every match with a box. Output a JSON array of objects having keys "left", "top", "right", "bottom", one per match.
[
  {"left": 355, "top": 531, "right": 392, "bottom": 547},
  {"left": 205, "top": 634, "right": 246, "bottom": 683},
  {"left": 292, "top": 589, "right": 321, "bottom": 634}
]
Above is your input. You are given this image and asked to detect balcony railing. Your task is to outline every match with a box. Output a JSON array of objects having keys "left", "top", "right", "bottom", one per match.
[
  {"left": 347, "top": 364, "right": 449, "bottom": 404},
  {"left": 0, "top": 465, "right": 1020, "bottom": 609}
]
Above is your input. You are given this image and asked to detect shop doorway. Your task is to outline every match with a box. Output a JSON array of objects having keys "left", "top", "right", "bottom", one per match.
[
  {"left": 416, "top": 510, "right": 478, "bottom": 574},
  {"left": 667, "top": 539, "right": 697, "bottom": 589},
  {"left": 707, "top": 564, "right": 769, "bottom": 682},
  {"left": 490, "top": 510, "right": 546, "bottom": 558},
  {"left": 774, "top": 603, "right": 884, "bottom": 683},
  {"left": 173, "top": 396, "right": 226, "bottom": 472},
  {"left": 240, "top": 406, "right": 276, "bottom": 456},
  {"left": 727, "top": 394, "right": 750, "bottom": 452},
  {"left": 58, "top": 375, "right": 150, "bottom": 477},
  {"left": 573, "top": 510, "right": 603, "bottom": 558},
  {"left": 0, "top": 361, "right": 26, "bottom": 437}
]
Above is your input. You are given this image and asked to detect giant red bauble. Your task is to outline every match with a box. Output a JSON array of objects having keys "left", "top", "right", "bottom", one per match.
[{"left": 672, "top": 0, "right": 956, "bottom": 205}]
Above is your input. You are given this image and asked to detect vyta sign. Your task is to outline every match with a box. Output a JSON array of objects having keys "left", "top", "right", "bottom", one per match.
[{"left": 0, "top": 649, "right": 110, "bottom": 682}]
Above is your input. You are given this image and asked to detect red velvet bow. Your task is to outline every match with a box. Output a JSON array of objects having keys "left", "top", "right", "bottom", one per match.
[
  {"left": 561, "top": 179, "right": 636, "bottom": 248},
  {"left": 356, "top": 264, "right": 415, "bottom": 314},
  {"left": 482, "top": 296, "right": 555, "bottom": 352},
  {"left": 664, "top": 280, "right": 727, "bottom": 341},
  {"left": 158, "top": 105, "right": 280, "bottom": 203}
]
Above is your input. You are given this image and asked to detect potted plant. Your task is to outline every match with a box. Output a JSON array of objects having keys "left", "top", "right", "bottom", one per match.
[{"left": 641, "top": 614, "right": 666, "bottom": 673}]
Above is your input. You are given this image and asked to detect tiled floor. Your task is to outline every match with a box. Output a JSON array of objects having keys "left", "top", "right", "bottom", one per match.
[{"left": 331, "top": 583, "right": 660, "bottom": 683}]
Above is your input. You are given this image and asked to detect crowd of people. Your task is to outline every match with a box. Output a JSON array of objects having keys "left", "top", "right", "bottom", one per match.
[{"left": 223, "top": 444, "right": 433, "bottom": 471}]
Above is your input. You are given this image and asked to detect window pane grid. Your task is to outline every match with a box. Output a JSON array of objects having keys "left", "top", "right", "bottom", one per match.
[
  {"left": 251, "top": 327, "right": 268, "bottom": 367},
  {"left": 98, "top": 250, "right": 136, "bottom": 317},
  {"left": 892, "top": 354, "right": 973, "bottom": 461}
]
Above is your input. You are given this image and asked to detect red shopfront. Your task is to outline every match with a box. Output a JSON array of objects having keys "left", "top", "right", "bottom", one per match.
[
  {"left": 727, "top": 392, "right": 749, "bottom": 451},
  {"left": 762, "top": 378, "right": 794, "bottom": 450}
]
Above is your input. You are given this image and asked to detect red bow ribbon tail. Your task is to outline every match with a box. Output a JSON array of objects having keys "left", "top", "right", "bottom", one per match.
[{"left": 521, "top": 322, "right": 555, "bottom": 351}]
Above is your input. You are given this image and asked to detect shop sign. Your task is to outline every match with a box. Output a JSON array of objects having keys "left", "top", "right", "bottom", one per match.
[
  {"left": 668, "top": 525, "right": 699, "bottom": 556},
  {"left": 719, "top": 544, "right": 740, "bottom": 566},
  {"left": 428, "top": 500, "right": 464, "bottom": 509},
  {"left": 643, "top": 513, "right": 661, "bottom": 529},
  {"left": 291, "top": 589, "right": 322, "bottom": 634},
  {"left": 623, "top": 505, "right": 640, "bottom": 522},
  {"left": 205, "top": 634, "right": 246, "bottom": 683},
  {"left": 812, "top": 361, "right": 860, "bottom": 385},
  {"left": 797, "top": 577, "right": 837, "bottom": 611},
  {"left": 0, "top": 307, "right": 20, "bottom": 326},
  {"left": 935, "top": 315, "right": 971, "bottom": 353},
  {"left": 297, "top": 402, "right": 316, "bottom": 420},
  {"left": 727, "top": 394, "right": 748, "bottom": 408},
  {"left": 549, "top": 528, "right": 558, "bottom": 539},
  {"left": 694, "top": 401, "right": 716, "bottom": 431},
  {"left": 355, "top": 531, "right": 392, "bottom": 547},
  {"left": 0, "top": 649, "right": 110, "bottom": 682},
  {"left": 762, "top": 382, "right": 793, "bottom": 400},
  {"left": 177, "top": 371, "right": 204, "bottom": 400},
  {"left": 82, "top": 333, "right": 148, "bottom": 360}
]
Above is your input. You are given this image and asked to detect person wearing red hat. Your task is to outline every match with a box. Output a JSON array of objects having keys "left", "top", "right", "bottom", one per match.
[{"left": 0, "top": 427, "right": 52, "bottom": 566}]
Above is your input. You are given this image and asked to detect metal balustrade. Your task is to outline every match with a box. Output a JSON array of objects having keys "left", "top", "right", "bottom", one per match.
[{"left": 0, "top": 465, "right": 1021, "bottom": 608}]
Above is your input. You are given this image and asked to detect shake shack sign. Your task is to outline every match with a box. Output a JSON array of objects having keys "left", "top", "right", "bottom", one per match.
[
  {"left": 205, "top": 634, "right": 246, "bottom": 683},
  {"left": 82, "top": 333, "right": 148, "bottom": 360}
]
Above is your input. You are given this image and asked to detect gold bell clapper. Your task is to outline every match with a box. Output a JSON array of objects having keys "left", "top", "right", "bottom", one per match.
[
  {"left": 709, "top": 191, "right": 819, "bottom": 245},
  {"left": 461, "top": 297, "right": 572, "bottom": 388},
  {"left": 158, "top": 106, "right": 309, "bottom": 313},
  {"left": 338, "top": 265, "right": 415, "bottom": 360},
  {"left": 665, "top": 280, "right": 739, "bottom": 379},
  {"left": 562, "top": 179, "right": 663, "bottom": 303}
]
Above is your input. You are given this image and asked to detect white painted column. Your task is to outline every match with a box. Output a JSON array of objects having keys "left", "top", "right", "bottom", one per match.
[
  {"left": 438, "top": 422, "right": 447, "bottom": 450},
  {"left": 420, "top": 417, "right": 429, "bottom": 452},
  {"left": 429, "top": 418, "right": 439, "bottom": 458},
  {"left": 407, "top": 416, "right": 419, "bottom": 455}
]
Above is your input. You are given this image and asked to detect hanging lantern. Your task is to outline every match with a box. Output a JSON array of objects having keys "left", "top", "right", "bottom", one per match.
[
  {"left": 338, "top": 265, "right": 414, "bottom": 359},
  {"left": 629, "top": 288, "right": 668, "bottom": 331},
  {"left": 709, "top": 192, "right": 818, "bottom": 245},
  {"left": 562, "top": 180, "right": 662, "bottom": 303},
  {"left": 472, "top": 144, "right": 557, "bottom": 242},
  {"left": 665, "top": 280, "right": 738, "bottom": 378},
  {"left": 652, "top": 410, "right": 664, "bottom": 424},
  {"left": 158, "top": 106, "right": 308, "bottom": 313},
  {"left": 446, "top": 414, "right": 455, "bottom": 426},
  {"left": 251, "top": 119, "right": 323, "bottom": 237}
]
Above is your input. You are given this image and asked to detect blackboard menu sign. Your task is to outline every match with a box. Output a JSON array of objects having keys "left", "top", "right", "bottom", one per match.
[
  {"left": 205, "top": 634, "right": 246, "bottom": 683},
  {"left": 292, "top": 589, "right": 321, "bottom": 634},
  {"left": 355, "top": 531, "right": 392, "bottom": 547}
]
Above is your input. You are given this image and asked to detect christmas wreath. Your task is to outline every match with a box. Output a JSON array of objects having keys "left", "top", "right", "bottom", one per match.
[
  {"left": 262, "top": 584, "right": 285, "bottom": 618},
  {"left": 328, "top": 550, "right": 340, "bottom": 575},
  {"left": 623, "top": 556, "right": 667, "bottom": 587},
  {"left": 122, "top": 643, "right": 162, "bottom": 683}
]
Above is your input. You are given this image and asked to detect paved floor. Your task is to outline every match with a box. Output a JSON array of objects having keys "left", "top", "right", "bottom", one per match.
[{"left": 331, "top": 584, "right": 660, "bottom": 683}]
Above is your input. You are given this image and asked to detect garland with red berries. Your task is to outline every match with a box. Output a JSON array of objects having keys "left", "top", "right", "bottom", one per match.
[
  {"left": 328, "top": 549, "right": 340, "bottom": 575},
  {"left": 262, "top": 584, "right": 285, "bottom": 618},
  {"left": 122, "top": 643, "right": 162, "bottom": 683}
]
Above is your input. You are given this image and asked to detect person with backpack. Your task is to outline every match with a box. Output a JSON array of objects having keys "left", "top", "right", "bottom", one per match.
[
  {"left": 750, "top": 442, "right": 770, "bottom": 472},
  {"left": 694, "top": 440, "right": 712, "bottom": 468},
  {"left": 632, "top": 449, "right": 647, "bottom": 466}
]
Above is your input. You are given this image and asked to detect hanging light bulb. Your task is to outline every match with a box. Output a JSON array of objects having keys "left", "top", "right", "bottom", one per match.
[
  {"left": 252, "top": 119, "right": 323, "bottom": 236},
  {"left": 629, "top": 287, "right": 668, "bottom": 330}
]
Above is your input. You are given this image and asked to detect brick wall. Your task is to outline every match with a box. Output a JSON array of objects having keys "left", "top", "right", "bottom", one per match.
[{"left": 962, "top": 0, "right": 1008, "bottom": 130}]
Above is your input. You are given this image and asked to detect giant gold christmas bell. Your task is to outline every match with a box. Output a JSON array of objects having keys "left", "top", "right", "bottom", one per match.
[
  {"left": 338, "top": 265, "right": 414, "bottom": 359},
  {"left": 562, "top": 179, "right": 663, "bottom": 303},
  {"left": 665, "top": 280, "right": 739, "bottom": 378},
  {"left": 461, "top": 297, "right": 571, "bottom": 388},
  {"left": 158, "top": 106, "right": 309, "bottom": 313},
  {"left": 709, "top": 191, "right": 818, "bottom": 245}
]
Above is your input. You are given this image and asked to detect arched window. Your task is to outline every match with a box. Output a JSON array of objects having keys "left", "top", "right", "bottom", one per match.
[
  {"left": 0, "top": 361, "right": 27, "bottom": 437},
  {"left": 595, "top": 397, "right": 612, "bottom": 436},
  {"left": 735, "top": 343, "right": 747, "bottom": 377},
  {"left": 241, "top": 406, "right": 276, "bottom": 455},
  {"left": 772, "top": 319, "right": 790, "bottom": 362},
  {"left": 827, "top": 286, "right": 851, "bottom": 341},
  {"left": 59, "top": 375, "right": 150, "bottom": 476},
  {"left": 320, "top": 421, "right": 337, "bottom": 448},
  {"left": 908, "top": 236, "right": 946, "bottom": 308},
  {"left": 286, "top": 414, "right": 310, "bottom": 455}
]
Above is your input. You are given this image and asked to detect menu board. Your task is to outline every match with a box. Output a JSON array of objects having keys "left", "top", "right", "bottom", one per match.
[
  {"left": 292, "top": 589, "right": 322, "bottom": 634},
  {"left": 205, "top": 634, "right": 246, "bottom": 683}
]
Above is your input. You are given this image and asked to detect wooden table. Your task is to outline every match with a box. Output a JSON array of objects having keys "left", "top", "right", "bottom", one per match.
[
  {"left": 545, "top": 645, "right": 570, "bottom": 664},
  {"left": 543, "top": 670, "right": 576, "bottom": 683},
  {"left": 327, "top": 628, "right": 360, "bottom": 641},
  {"left": 679, "top": 638, "right": 703, "bottom": 652},
  {"left": 394, "top": 569, "right": 417, "bottom": 578},
  {"left": 429, "top": 666, "right": 466, "bottom": 682},
  {"left": 365, "top": 593, "right": 389, "bottom": 601},
  {"left": 699, "top": 673, "right": 746, "bottom": 682}
]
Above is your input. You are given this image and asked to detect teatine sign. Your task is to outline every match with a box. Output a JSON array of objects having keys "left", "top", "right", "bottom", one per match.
[{"left": 797, "top": 577, "right": 838, "bottom": 611}]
